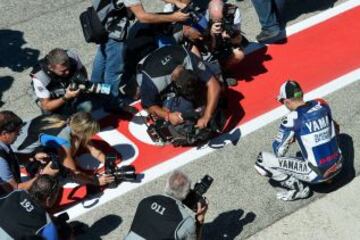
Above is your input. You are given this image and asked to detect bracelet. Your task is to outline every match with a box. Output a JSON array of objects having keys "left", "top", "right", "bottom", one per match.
[{"left": 165, "top": 112, "right": 170, "bottom": 122}]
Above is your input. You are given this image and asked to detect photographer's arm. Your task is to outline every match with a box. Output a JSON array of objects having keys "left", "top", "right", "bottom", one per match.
[
  {"left": 39, "top": 88, "right": 80, "bottom": 112},
  {"left": 147, "top": 105, "right": 184, "bottom": 125},
  {"left": 195, "top": 201, "right": 208, "bottom": 240},
  {"left": 60, "top": 147, "right": 113, "bottom": 186},
  {"left": 86, "top": 141, "right": 105, "bottom": 164},
  {"left": 128, "top": 4, "right": 189, "bottom": 23},
  {"left": 196, "top": 77, "right": 220, "bottom": 129}
]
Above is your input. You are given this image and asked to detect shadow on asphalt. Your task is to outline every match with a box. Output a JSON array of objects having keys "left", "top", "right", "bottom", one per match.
[
  {"left": 311, "top": 133, "right": 355, "bottom": 193},
  {"left": 203, "top": 209, "right": 256, "bottom": 240},
  {"left": 0, "top": 29, "right": 40, "bottom": 72},
  {"left": 71, "top": 214, "right": 123, "bottom": 240},
  {"left": 0, "top": 76, "right": 14, "bottom": 107},
  {"left": 284, "top": 0, "right": 337, "bottom": 23}
]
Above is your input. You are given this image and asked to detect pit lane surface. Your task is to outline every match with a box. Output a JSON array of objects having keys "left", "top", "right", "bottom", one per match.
[{"left": 0, "top": 0, "right": 358, "bottom": 239}]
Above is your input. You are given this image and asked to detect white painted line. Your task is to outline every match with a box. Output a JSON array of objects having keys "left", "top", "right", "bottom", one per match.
[
  {"left": 286, "top": 0, "right": 360, "bottom": 36},
  {"left": 63, "top": 1, "right": 360, "bottom": 218},
  {"left": 66, "top": 68, "right": 360, "bottom": 219}
]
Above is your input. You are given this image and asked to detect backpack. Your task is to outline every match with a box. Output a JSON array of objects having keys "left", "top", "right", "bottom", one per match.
[{"left": 79, "top": 6, "right": 108, "bottom": 44}]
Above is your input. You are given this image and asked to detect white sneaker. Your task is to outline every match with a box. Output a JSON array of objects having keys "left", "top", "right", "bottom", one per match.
[{"left": 276, "top": 186, "right": 311, "bottom": 201}]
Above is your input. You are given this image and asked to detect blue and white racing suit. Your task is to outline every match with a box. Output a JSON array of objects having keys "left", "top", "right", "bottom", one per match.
[{"left": 256, "top": 99, "right": 343, "bottom": 183}]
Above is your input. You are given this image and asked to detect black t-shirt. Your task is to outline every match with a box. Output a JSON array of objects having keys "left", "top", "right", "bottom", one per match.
[
  {"left": 127, "top": 194, "right": 196, "bottom": 240},
  {"left": 137, "top": 45, "right": 213, "bottom": 108},
  {"left": 0, "top": 190, "right": 52, "bottom": 239}
]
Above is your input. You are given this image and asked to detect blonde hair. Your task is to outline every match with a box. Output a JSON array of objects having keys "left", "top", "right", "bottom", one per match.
[
  {"left": 68, "top": 112, "right": 100, "bottom": 154},
  {"left": 40, "top": 112, "right": 100, "bottom": 155}
]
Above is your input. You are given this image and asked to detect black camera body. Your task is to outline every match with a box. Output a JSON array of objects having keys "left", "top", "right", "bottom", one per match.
[
  {"left": 181, "top": 2, "right": 202, "bottom": 24},
  {"left": 146, "top": 119, "right": 173, "bottom": 144},
  {"left": 69, "top": 72, "right": 111, "bottom": 95},
  {"left": 26, "top": 151, "right": 69, "bottom": 178},
  {"left": 182, "top": 175, "right": 213, "bottom": 211},
  {"left": 104, "top": 154, "right": 138, "bottom": 187}
]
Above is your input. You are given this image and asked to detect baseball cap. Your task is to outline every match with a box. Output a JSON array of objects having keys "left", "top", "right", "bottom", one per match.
[{"left": 277, "top": 80, "right": 303, "bottom": 102}]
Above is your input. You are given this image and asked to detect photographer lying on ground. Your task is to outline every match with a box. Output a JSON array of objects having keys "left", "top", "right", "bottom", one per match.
[
  {"left": 136, "top": 45, "right": 224, "bottom": 146},
  {"left": 12, "top": 112, "right": 114, "bottom": 187},
  {"left": 125, "top": 170, "right": 208, "bottom": 240},
  {"left": 0, "top": 175, "right": 60, "bottom": 239},
  {"left": 0, "top": 111, "right": 58, "bottom": 194},
  {"left": 255, "top": 80, "right": 343, "bottom": 201},
  {"left": 31, "top": 48, "right": 104, "bottom": 116}
]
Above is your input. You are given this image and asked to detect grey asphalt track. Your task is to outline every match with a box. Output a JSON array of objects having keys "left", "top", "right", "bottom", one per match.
[{"left": 0, "top": 0, "right": 357, "bottom": 239}]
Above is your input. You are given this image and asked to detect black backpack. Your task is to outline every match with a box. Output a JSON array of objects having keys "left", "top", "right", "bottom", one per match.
[{"left": 80, "top": 6, "right": 108, "bottom": 44}]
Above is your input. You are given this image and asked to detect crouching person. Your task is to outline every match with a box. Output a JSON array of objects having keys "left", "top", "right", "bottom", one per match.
[
  {"left": 255, "top": 80, "right": 343, "bottom": 201},
  {"left": 0, "top": 175, "right": 60, "bottom": 239},
  {"left": 12, "top": 112, "right": 114, "bottom": 187},
  {"left": 136, "top": 45, "right": 224, "bottom": 146},
  {"left": 125, "top": 170, "right": 208, "bottom": 240}
]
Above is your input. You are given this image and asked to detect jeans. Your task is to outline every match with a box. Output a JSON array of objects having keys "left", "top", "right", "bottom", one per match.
[
  {"left": 91, "top": 38, "right": 125, "bottom": 101},
  {"left": 251, "top": 0, "right": 285, "bottom": 32}
]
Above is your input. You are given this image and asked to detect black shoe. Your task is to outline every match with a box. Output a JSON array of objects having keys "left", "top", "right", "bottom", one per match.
[{"left": 256, "top": 30, "right": 283, "bottom": 43}]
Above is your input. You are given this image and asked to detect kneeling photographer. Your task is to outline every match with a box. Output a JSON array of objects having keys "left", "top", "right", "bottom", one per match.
[
  {"left": 125, "top": 170, "right": 210, "bottom": 240},
  {"left": 12, "top": 112, "right": 115, "bottom": 187},
  {"left": 136, "top": 45, "right": 224, "bottom": 146},
  {"left": 205, "top": 0, "right": 245, "bottom": 85},
  {"left": 0, "top": 175, "right": 60, "bottom": 239},
  {"left": 31, "top": 48, "right": 108, "bottom": 116}
]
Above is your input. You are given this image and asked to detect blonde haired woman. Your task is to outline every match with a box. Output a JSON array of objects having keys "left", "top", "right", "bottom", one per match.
[{"left": 12, "top": 112, "right": 114, "bottom": 186}]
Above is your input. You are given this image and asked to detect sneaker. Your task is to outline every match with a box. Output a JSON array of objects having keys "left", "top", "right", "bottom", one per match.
[
  {"left": 256, "top": 29, "right": 284, "bottom": 43},
  {"left": 276, "top": 186, "right": 311, "bottom": 201}
]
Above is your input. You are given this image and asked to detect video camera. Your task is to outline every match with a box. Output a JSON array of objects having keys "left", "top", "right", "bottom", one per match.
[
  {"left": 69, "top": 72, "right": 111, "bottom": 95},
  {"left": 182, "top": 175, "right": 213, "bottom": 211},
  {"left": 104, "top": 154, "right": 138, "bottom": 187}
]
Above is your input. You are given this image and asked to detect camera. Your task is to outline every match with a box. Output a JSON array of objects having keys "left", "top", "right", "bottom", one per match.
[
  {"left": 182, "top": 175, "right": 213, "bottom": 211},
  {"left": 69, "top": 72, "right": 111, "bottom": 95},
  {"left": 105, "top": 154, "right": 138, "bottom": 187},
  {"left": 146, "top": 119, "right": 173, "bottom": 144},
  {"left": 26, "top": 151, "right": 69, "bottom": 178},
  {"left": 181, "top": 2, "right": 208, "bottom": 33}
]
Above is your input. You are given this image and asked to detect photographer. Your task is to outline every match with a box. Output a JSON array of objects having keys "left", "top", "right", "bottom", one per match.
[
  {"left": 0, "top": 175, "right": 60, "bottom": 239},
  {"left": 206, "top": 0, "right": 245, "bottom": 74},
  {"left": 90, "top": 0, "right": 189, "bottom": 113},
  {"left": 31, "top": 48, "right": 96, "bottom": 116},
  {"left": 125, "top": 170, "right": 207, "bottom": 240},
  {"left": 137, "top": 45, "right": 220, "bottom": 130},
  {"left": 0, "top": 111, "right": 57, "bottom": 193},
  {"left": 12, "top": 112, "right": 114, "bottom": 187}
]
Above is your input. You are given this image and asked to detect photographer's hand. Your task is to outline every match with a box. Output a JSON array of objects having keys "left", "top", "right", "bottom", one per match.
[
  {"left": 168, "top": 112, "right": 184, "bottom": 125},
  {"left": 170, "top": 11, "right": 189, "bottom": 22},
  {"left": 196, "top": 201, "right": 208, "bottom": 224},
  {"left": 97, "top": 174, "right": 115, "bottom": 186},
  {"left": 195, "top": 115, "right": 210, "bottom": 129},
  {"left": 33, "top": 152, "right": 49, "bottom": 164},
  {"left": 210, "top": 22, "right": 222, "bottom": 37},
  {"left": 222, "top": 31, "right": 231, "bottom": 39},
  {"left": 64, "top": 87, "right": 80, "bottom": 100},
  {"left": 41, "top": 161, "right": 59, "bottom": 176}
]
